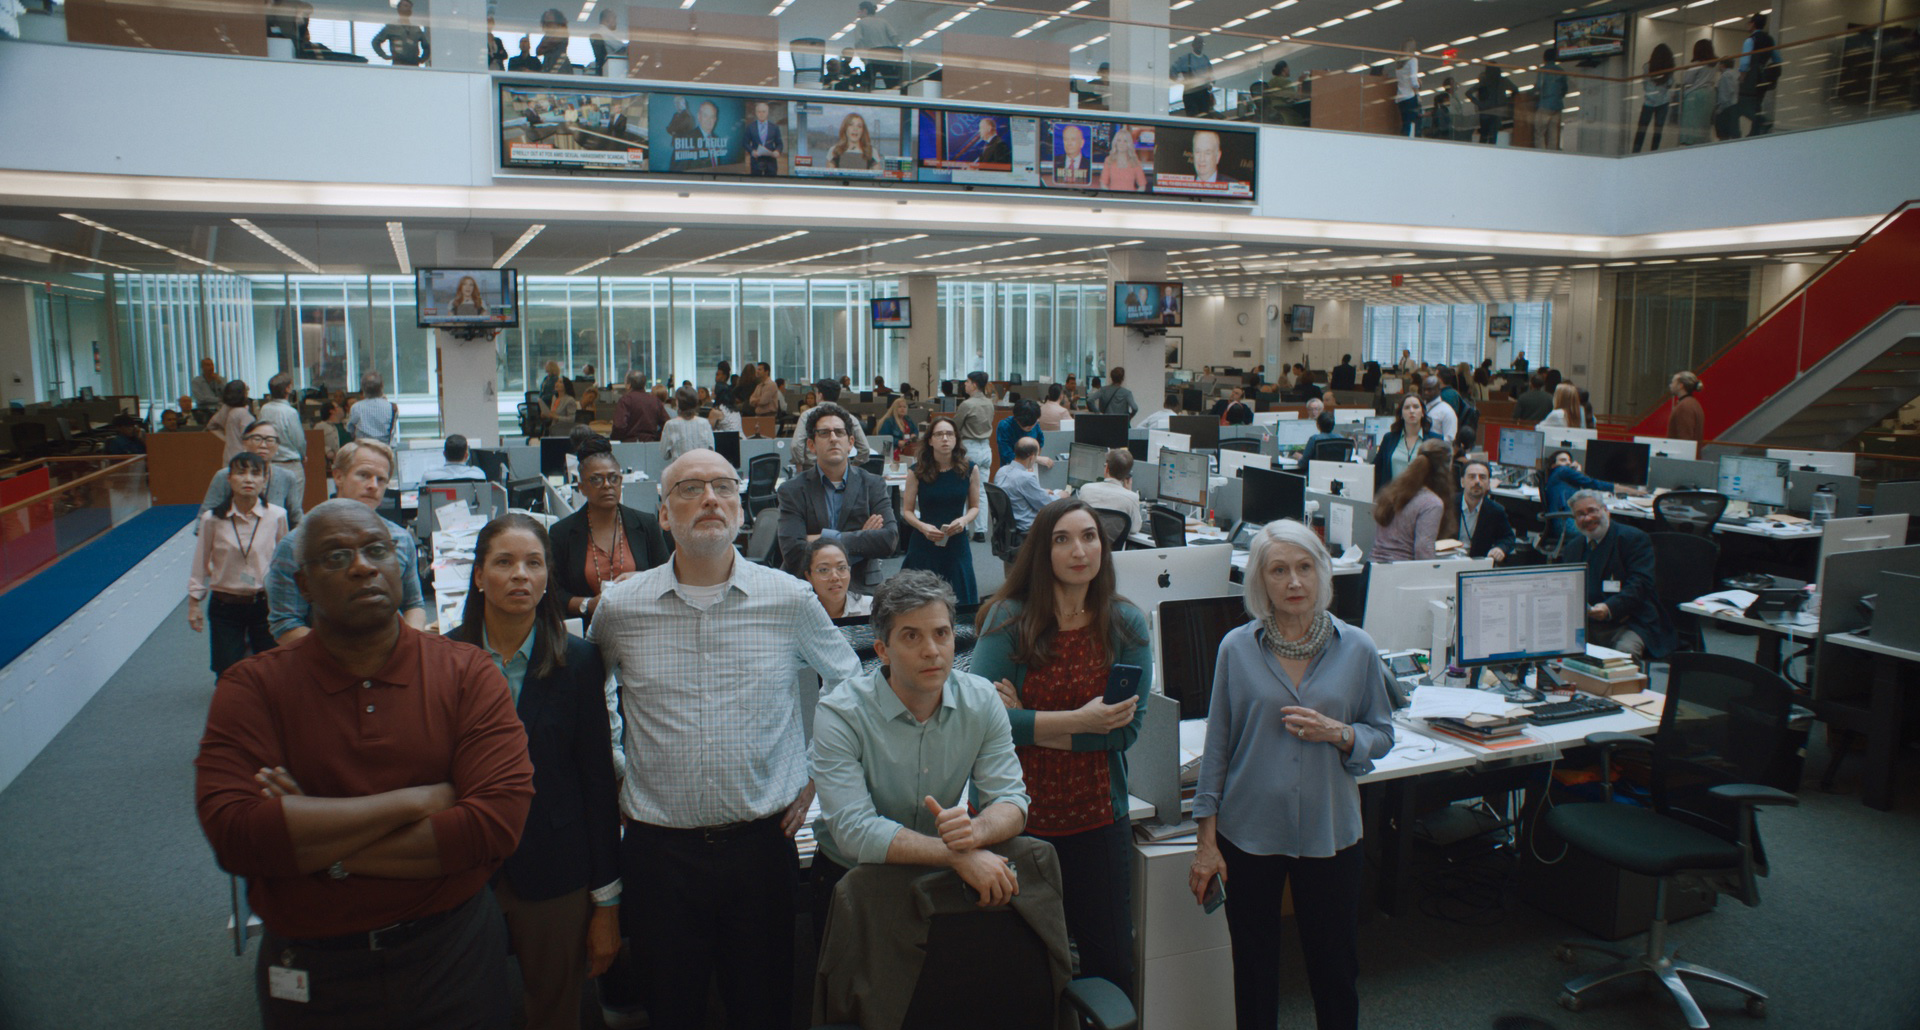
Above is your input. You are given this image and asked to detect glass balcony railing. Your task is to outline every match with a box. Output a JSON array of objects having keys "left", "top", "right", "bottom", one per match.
[
  {"left": 0, "top": 455, "right": 152, "bottom": 595},
  {"left": 7, "top": 0, "right": 1916, "bottom": 158}
]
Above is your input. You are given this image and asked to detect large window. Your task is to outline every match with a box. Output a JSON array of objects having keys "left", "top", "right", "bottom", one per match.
[
  {"left": 938, "top": 281, "right": 1106, "bottom": 384},
  {"left": 1362, "top": 302, "right": 1550, "bottom": 369}
]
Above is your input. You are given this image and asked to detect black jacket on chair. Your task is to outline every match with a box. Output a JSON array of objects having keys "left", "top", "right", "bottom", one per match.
[
  {"left": 498, "top": 633, "right": 622, "bottom": 902},
  {"left": 1459, "top": 495, "right": 1518, "bottom": 559},
  {"left": 549, "top": 505, "right": 672, "bottom": 627}
]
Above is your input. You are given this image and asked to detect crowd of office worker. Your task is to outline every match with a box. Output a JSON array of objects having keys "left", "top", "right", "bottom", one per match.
[{"left": 172, "top": 345, "right": 1704, "bottom": 1029}]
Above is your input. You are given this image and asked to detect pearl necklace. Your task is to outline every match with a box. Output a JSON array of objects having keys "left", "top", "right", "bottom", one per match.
[{"left": 1263, "top": 611, "right": 1333, "bottom": 660}]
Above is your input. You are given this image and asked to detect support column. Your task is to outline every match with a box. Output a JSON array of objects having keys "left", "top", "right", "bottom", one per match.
[
  {"left": 433, "top": 232, "right": 502, "bottom": 444},
  {"left": 1107, "top": 248, "right": 1168, "bottom": 424},
  {"left": 1108, "top": 0, "right": 1170, "bottom": 117},
  {"left": 904, "top": 275, "right": 939, "bottom": 398},
  {"left": 1262, "top": 282, "right": 1287, "bottom": 373},
  {"left": 0, "top": 284, "right": 46, "bottom": 406},
  {"left": 426, "top": 0, "right": 487, "bottom": 72}
]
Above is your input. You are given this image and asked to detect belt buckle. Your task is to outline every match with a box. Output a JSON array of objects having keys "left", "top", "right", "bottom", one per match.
[{"left": 367, "top": 921, "right": 402, "bottom": 951}]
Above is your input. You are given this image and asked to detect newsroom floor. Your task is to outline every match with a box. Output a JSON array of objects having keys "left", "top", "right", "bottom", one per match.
[{"left": 2, "top": 548, "right": 1918, "bottom": 1029}]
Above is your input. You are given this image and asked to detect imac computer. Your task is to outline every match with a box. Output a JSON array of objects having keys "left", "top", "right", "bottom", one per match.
[
  {"left": 1717, "top": 454, "right": 1789, "bottom": 511},
  {"left": 1498, "top": 427, "right": 1545, "bottom": 471},
  {"left": 1362, "top": 415, "right": 1395, "bottom": 441},
  {"left": 1454, "top": 564, "right": 1588, "bottom": 667},
  {"left": 1072, "top": 413, "right": 1131, "bottom": 449},
  {"left": 1308, "top": 460, "right": 1372, "bottom": 500},
  {"left": 1816, "top": 514, "right": 1911, "bottom": 586},
  {"left": 1217, "top": 448, "right": 1272, "bottom": 480},
  {"left": 1271, "top": 419, "right": 1317, "bottom": 457},
  {"left": 1168, "top": 414, "right": 1221, "bottom": 450},
  {"left": 1239, "top": 466, "right": 1306, "bottom": 525},
  {"left": 1112, "top": 546, "right": 1233, "bottom": 614},
  {"left": 1331, "top": 408, "right": 1371, "bottom": 426},
  {"left": 1156, "top": 595, "right": 1253, "bottom": 720},
  {"left": 1067, "top": 442, "right": 1108, "bottom": 487},
  {"left": 1157, "top": 448, "right": 1210, "bottom": 509},
  {"left": 1635, "top": 435, "right": 1699, "bottom": 461},
  {"left": 1147, "top": 430, "right": 1191, "bottom": 465},
  {"left": 1542, "top": 427, "right": 1599, "bottom": 451},
  {"left": 1361, "top": 557, "right": 1495, "bottom": 653},
  {"left": 1767, "top": 448, "right": 1856, "bottom": 477},
  {"left": 1584, "top": 439, "right": 1652, "bottom": 488}
]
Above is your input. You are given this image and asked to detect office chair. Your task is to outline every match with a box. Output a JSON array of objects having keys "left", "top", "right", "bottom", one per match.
[
  {"left": 1653, "top": 490, "right": 1729, "bottom": 537},
  {"left": 744, "top": 453, "right": 781, "bottom": 528},
  {"left": 983, "top": 483, "right": 1022, "bottom": 565},
  {"left": 516, "top": 403, "right": 541, "bottom": 443},
  {"left": 1544, "top": 652, "right": 1800, "bottom": 1029},
  {"left": 1650, "top": 532, "right": 1719, "bottom": 653},
  {"left": 743, "top": 514, "right": 781, "bottom": 567},
  {"left": 813, "top": 840, "right": 1136, "bottom": 1030},
  {"left": 8, "top": 421, "right": 52, "bottom": 460},
  {"left": 1539, "top": 511, "right": 1577, "bottom": 562},
  {"left": 1312, "top": 439, "right": 1356, "bottom": 463},
  {"left": 1217, "top": 438, "right": 1261, "bottom": 454},
  {"left": 1147, "top": 505, "right": 1187, "bottom": 548},
  {"left": 1090, "top": 507, "right": 1131, "bottom": 552}
]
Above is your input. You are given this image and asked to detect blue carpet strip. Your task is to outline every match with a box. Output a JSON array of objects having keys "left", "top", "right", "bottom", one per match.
[{"left": 0, "top": 504, "right": 198, "bottom": 669}]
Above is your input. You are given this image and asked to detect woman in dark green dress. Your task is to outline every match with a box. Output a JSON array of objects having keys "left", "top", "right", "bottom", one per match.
[{"left": 900, "top": 414, "right": 980, "bottom": 604}]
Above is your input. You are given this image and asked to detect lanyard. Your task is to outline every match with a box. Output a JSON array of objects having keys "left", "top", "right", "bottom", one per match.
[{"left": 230, "top": 508, "right": 263, "bottom": 562}]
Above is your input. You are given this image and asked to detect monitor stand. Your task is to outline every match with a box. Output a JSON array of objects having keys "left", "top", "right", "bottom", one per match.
[{"left": 1484, "top": 663, "right": 1545, "bottom": 704}]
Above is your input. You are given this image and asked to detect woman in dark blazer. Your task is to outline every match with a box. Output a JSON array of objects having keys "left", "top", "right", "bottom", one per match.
[
  {"left": 549, "top": 437, "right": 671, "bottom": 627},
  {"left": 449, "top": 513, "right": 621, "bottom": 1030},
  {"left": 1373, "top": 392, "right": 1445, "bottom": 493}
]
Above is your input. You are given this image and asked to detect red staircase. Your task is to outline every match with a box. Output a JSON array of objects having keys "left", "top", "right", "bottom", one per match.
[{"left": 1632, "top": 201, "right": 1920, "bottom": 440}]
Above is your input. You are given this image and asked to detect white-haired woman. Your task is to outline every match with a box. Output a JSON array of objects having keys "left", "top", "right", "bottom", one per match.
[{"left": 1187, "top": 519, "right": 1395, "bottom": 1030}]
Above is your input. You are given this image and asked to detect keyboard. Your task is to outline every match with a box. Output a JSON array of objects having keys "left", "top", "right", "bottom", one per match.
[{"left": 1525, "top": 695, "right": 1623, "bottom": 726}]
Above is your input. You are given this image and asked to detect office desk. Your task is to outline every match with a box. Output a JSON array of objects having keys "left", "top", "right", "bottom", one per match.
[
  {"left": 1679, "top": 597, "right": 1818, "bottom": 673},
  {"left": 1817, "top": 631, "right": 1919, "bottom": 810}
]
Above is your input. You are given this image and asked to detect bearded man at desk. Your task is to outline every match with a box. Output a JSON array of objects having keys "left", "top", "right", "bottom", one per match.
[{"left": 1564, "top": 490, "right": 1675, "bottom": 661}]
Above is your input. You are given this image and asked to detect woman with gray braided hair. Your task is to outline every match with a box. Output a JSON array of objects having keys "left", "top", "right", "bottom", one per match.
[{"left": 1187, "top": 518, "right": 1395, "bottom": 1030}]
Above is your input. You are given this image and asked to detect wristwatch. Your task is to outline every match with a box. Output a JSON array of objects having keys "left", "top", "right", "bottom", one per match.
[
  {"left": 1338, "top": 725, "right": 1354, "bottom": 748},
  {"left": 328, "top": 861, "right": 348, "bottom": 880}
]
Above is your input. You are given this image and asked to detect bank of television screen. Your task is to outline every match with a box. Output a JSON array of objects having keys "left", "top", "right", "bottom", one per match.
[
  {"left": 870, "top": 297, "right": 911, "bottom": 329},
  {"left": 416, "top": 269, "right": 519, "bottom": 328},
  {"left": 499, "top": 85, "right": 649, "bottom": 174},
  {"left": 1288, "top": 305, "right": 1315, "bottom": 332},
  {"left": 645, "top": 94, "right": 791, "bottom": 176},
  {"left": 916, "top": 109, "right": 1039, "bottom": 188},
  {"left": 1555, "top": 11, "right": 1627, "bottom": 59},
  {"left": 789, "top": 102, "right": 914, "bottom": 181},
  {"left": 1034, "top": 118, "right": 1152, "bottom": 193},
  {"left": 1115, "top": 282, "right": 1183, "bottom": 328},
  {"left": 1149, "top": 125, "right": 1255, "bottom": 200}
]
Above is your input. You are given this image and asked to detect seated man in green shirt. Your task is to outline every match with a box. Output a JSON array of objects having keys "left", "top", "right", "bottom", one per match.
[{"left": 808, "top": 570, "right": 1029, "bottom": 933}]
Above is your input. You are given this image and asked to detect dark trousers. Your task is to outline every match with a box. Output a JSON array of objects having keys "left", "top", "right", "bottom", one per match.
[
  {"left": 495, "top": 881, "right": 591, "bottom": 1030},
  {"left": 256, "top": 889, "right": 510, "bottom": 1030},
  {"left": 809, "top": 851, "right": 852, "bottom": 946},
  {"left": 1739, "top": 93, "right": 1773, "bottom": 135},
  {"left": 1039, "top": 820, "right": 1136, "bottom": 998},
  {"left": 1633, "top": 101, "right": 1670, "bottom": 152},
  {"left": 1714, "top": 106, "right": 1741, "bottom": 140},
  {"left": 208, "top": 594, "right": 274, "bottom": 675},
  {"left": 1478, "top": 113, "right": 1501, "bottom": 143},
  {"left": 1397, "top": 97, "right": 1420, "bottom": 137},
  {"left": 622, "top": 815, "right": 796, "bottom": 1030},
  {"left": 1218, "top": 835, "right": 1364, "bottom": 1030},
  {"left": 1183, "top": 87, "right": 1216, "bottom": 116}
]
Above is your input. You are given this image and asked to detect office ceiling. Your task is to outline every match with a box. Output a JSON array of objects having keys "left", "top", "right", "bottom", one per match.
[{"left": 0, "top": 207, "right": 1838, "bottom": 306}]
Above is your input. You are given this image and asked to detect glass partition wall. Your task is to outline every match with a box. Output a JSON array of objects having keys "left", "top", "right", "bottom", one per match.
[{"left": 101, "top": 273, "right": 1108, "bottom": 439}]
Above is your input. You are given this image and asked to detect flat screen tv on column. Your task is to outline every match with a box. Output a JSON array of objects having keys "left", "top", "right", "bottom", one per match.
[
  {"left": 416, "top": 269, "right": 519, "bottom": 329},
  {"left": 1115, "top": 282, "right": 1183, "bottom": 328}
]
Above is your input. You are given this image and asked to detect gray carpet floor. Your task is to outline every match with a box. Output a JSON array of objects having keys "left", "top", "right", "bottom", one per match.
[{"left": 3, "top": 584, "right": 1918, "bottom": 1030}]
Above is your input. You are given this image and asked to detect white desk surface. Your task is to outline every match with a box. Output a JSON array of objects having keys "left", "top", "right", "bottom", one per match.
[
  {"left": 1680, "top": 599, "right": 1820, "bottom": 639},
  {"left": 1490, "top": 485, "right": 1823, "bottom": 540}
]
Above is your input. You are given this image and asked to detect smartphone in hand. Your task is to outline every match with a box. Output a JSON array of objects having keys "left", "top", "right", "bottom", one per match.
[
  {"left": 1202, "top": 873, "right": 1227, "bottom": 914},
  {"left": 1103, "top": 663, "right": 1144, "bottom": 706}
]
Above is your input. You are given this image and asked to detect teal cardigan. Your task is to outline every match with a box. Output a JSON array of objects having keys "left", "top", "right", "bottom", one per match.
[{"left": 970, "top": 599, "right": 1153, "bottom": 825}]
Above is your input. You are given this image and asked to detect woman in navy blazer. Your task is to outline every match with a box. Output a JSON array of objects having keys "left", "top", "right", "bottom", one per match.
[
  {"left": 451, "top": 513, "right": 622, "bottom": 1030},
  {"left": 1373, "top": 392, "right": 1444, "bottom": 493}
]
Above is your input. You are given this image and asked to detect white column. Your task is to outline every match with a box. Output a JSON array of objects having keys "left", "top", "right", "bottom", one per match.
[
  {"left": 1106, "top": 247, "right": 1168, "bottom": 424},
  {"left": 1109, "top": 0, "right": 1171, "bottom": 117},
  {"left": 903, "top": 275, "right": 940, "bottom": 397},
  {"left": 433, "top": 232, "right": 502, "bottom": 444},
  {"left": 0, "top": 284, "right": 46, "bottom": 405}
]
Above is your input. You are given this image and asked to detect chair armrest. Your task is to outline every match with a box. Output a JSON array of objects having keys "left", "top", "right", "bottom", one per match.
[
  {"left": 1584, "top": 731, "right": 1653, "bottom": 751},
  {"left": 1708, "top": 783, "right": 1799, "bottom": 808},
  {"left": 1062, "top": 977, "right": 1138, "bottom": 1030}
]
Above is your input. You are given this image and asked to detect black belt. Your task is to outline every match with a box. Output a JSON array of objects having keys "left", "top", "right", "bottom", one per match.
[
  {"left": 633, "top": 812, "right": 782, "bottom": 846},
  {"left": 284, "top": 897, "right": 468, "bottom": 952},
  {"left": 211, "top": 591, "right": 267, "bottom": 606}
]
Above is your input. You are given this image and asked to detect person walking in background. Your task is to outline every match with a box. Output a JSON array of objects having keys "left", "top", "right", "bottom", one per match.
[
  {"left": 345, "top": 372, "right": 398, "bottom": 445},
  {"left": 850, "top": 0, "right": 899, "bottom": 50},
  {"left": 187, "top": 452, "right": 289, "bottom": 676},
  {"left": 900, "top": 416, "right": 980, "bottom": 605},
  {"left": 1633, "top": 43, "right": 1676, "bottom": 153},
  {"left": 1738, "top": 13, "right": 1780, "bottom": 136},
  {"left": 590, "top": 8, "right": 625, "bottom": 75},
  {"left": 1534, "top": 49, "right": 1569, "bottom": 150},
  {"left": 536, "top": 8, "right": 572, "bottom": 73},
  {"left": 1371, "top": 440, "right": 1455, "bottom": 562},
  {"left": 662, "top": 386, "right": 716, "bottom": 463},
  {"left": 1678, "top": 40, "right": 1718, "bottom": 145},
  {"left": 1394, "top": 39, "right": 1421, "bottom": 137},
  {"left": 1090, "top": 366, "right": 1138, "bottom": 419},
  {"left": 1535, "top": 383, "right": 1587, "bottom": 431},
  {"left": 611, "top": 371, "right": 666, "bottom": 443},
  {"left": 1714, "top": 57, "right": 1742, "bottom": 139},
  {"left": 1174, "top": 37, "right": 1216, "bottom": 116},
  {"left": 371, "top": 0, "right": 428, "bottom": 66},
  {"left": 1472, "top": 64, "right": 1512, "bottom": 144},
  {"left": 1667, "top": 371, "right": 1705, "bottom": 440}
]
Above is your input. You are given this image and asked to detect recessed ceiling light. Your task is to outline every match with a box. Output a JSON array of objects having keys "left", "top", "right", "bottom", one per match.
[
  {"left": 385, "top": 221, "right": 411, "bottom": 274},
  {"left": 495, "top": 224, "right": 546, "bottom": 268},
  {"left": 60, "top": 213, "right": 235, "bottom": 273},
  {"left": 0, "top": 230, "right": 138, "bottom": 272},
  {"left": 232, "top": 218, "right": 321, "bottom": 274}
]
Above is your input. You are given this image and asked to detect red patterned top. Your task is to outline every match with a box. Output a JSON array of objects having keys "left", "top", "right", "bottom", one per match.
[
  {"left": 584, "top": 525, "right": 636, "bottom": 595},
  {"left": 1017, "top": 628, "right": 1115, "bottom": 836}
]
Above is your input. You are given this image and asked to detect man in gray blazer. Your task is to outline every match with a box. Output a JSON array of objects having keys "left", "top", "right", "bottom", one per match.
[{"left": 778, "top": 402, "right": 897, "bottom": 586}]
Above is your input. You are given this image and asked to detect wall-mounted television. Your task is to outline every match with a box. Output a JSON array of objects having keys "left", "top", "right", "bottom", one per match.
[
  {"left": 1488, "top": 315, "right": 1513, "bottom": 337},
  {"left": 788, "top": 101, "right": 915, "bottom": 181},
  {"left": 1287, "top": 304, "right": 1315, "bottom": 332},
  {"left": 1148, "top": 124, "right": 1256, "bottom": 199},
  {"left": 1115, "top": 281, "right": 1182, "bottom": 328},
  {"left": 416, "top": 269, "right": 519, "bottom": 328},
  {"left": 1555, "top": 10, "right": 1627, "bottom": 60},
  {"left": 499, "top": 85, "right": 649, "bottom": 174},
  {"left": 916, "top": 109, "right": 1039, "bottom": 188},
  {"left": 871, "top": 297, "right": 911, "bottom": 329}
]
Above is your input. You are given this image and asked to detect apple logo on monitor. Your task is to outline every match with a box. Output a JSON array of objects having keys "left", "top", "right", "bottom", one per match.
[{"left": 1157, "top": 570, "right": 1171, "bottom": 589}]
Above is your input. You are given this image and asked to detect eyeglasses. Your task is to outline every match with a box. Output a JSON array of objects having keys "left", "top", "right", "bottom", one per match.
[
  {"left": 583, "top": 473, "right": 623, "bottom": 487},
  {"left": 306, "top": 540, "right": 398, "bottom": 571},
  {"left": 810, "top": 562, "right": 851, "bottom": 578},
  {"left": 243, "top": 433, "right": 277, "bottom": 444},
  {"left": 667, "top": 476, "right": 741, "bottom": 501},
  {"left": 812, "top": 427, "right": 850, "bottom": 439}
]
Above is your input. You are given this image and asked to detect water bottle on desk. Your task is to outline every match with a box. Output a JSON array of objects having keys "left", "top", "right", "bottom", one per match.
[{"left": 1811, "top": 484, "right": 1835, "bottom": 527}]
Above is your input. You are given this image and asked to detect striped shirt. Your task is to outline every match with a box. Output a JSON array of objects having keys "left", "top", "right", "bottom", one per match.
[{"left": 590, "top": 555, "right": 861, "bottom": 827}]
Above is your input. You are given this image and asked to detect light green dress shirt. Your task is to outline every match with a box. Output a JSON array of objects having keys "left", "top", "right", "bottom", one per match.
[
  {"left": 810, "top": 667, "right": 1029, "bottom": 869},
  {"left": 481, "top": 625, "right": 536, "bottom": 705}
]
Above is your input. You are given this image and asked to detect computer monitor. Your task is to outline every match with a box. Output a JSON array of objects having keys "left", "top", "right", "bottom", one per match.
[
  {"left": 1816, "top": 514, "right": 1910, "bottom": 586},
  {"left": 1362, "top": 415, "right": 1395, "bottom": 441},
  {"left": 468, "top": 447, "right": 509, "bottom": 484},
  {"left": 1271, "top": 419, "right": 1317, "bottom": 455},
  {"left": 1168, "top": 414, "right": 1221, "bottom": 450},
  {"left": 1157, "top": 448, "right": 1209, "bottom": 508},
  {"left": 1134, "top": 462, "right": 1160, "bottom": 501},
  {"left": 1331, "top": 408, "right": 1370, "bottom": 426},
  {"left": 395, "top": 447, "right": 441, "bottom": 488},
  {"left": 1453, "top": 564, "right": 1589, "bottom": 666},
  {"left": 1239, "top": 466, "right": 1305, "bottom": 525},
  {"left": 1498, "top": 427, "right": 1544, "bottom": 470},
  {"left": 1584, "top": 439, "right": 1651, "bottom": 487},
  {"left": 1073, "top": 413, "right": 1130, "bottom": 449},
  {"left": 1067, "top": 442, "right": 1108, "bottom": 486},
  {"left": 1717, "top": 454, "right": 1789, "bottom": 509},
  {"left": 1310, "top": 489, "right": 1376, "bottom": 554},
  {"left": 1766, "top": 448, "right": 1856, "bottom": 476},
  {"left": 1156, "top": 595, "right": 1252, "bottom": 720},
  {"left": 507, "top": 475, "right": 546, "bottom": 512},
  {"left": 1146, "top": 430, "right": 1190, "bottom": 465},
  {"left": 1216, "top": 448, "right": 1271, "bottom": 480},
  {"left": 1308, "top": 460, "right": 1372, "bottom": 500},
  {"left": 1634, "top": 435, "right": 1698, "bottom": 461},
  {"left": 713, "top": 429, "right": 741, "bottom": 469},
  {"left": 1648, "top": 455, "right": 1716, "bottom": 492},
  {"left": 1111, "top": 546, "right": 1233, "bottom": 613},
  {"left": 1180, "top": 387, "right": 1203, "bottom": 413},
  {"left": 1541, "top": 427, "right": 1599, "bottom": 450},
  {"left": 539, "top": 437, "right": 573, "bottom": 478},
  {"left": 1361, "top": 557, "right": 1495, "bottom": 653},
  {"left": 1786, "top": 469, "right": 1860, "bottom": 520}
]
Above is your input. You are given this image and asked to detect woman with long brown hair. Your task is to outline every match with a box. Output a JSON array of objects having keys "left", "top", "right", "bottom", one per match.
[
  {"left": 1370, "top": 439, "right": 1456, "bottom": 561},
  {"left": 899, "top": 414, "right": 979, "bottom": 604},
  {"left": 1535, "top": 382, "right": 1586, "bottom": 431},
  {"left": 973, "top": 497, "right": 1152, "bottom": 998}
]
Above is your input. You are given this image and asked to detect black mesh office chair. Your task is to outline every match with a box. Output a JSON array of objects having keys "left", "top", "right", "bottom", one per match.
[
  {"left": 745, "top": 453, "right": 781, "bottom": 528},
  {"left": 1218, "top": 438, "right": 1261, "bottom": 454},
  {"left": 1653, "top": 490, "right": 1729, "bottom": 537},
  {"left": 1312, "top": 439, "right": 1356, "bottom": 463},
  {"left": 1539, "top": 511, "right": 1577, "bottom": 561},
  {"left": 1090, "top": 507, "right": 1131, "bottom": 552},
  {"left": 1147, "top": 504, "right": 1187, "bottom": 548},
  {"left": 1544, "top": 652, "right": 1800, "bottom": 1028},
  {"left": 1650, "top": 531, "right": 1720, "bottom": 654},
  {"left": 982, "top": 482, "right": 1021, "bottom": 564}
]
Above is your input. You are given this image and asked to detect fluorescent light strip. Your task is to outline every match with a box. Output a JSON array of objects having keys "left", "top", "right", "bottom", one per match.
[
  {"left": 59, "top": 213, "right": 234, "bottom": 273},
  {"left": 231, "top": 218, "right": 321, "bottom": 273},
  {"left": 495, "top": 224, "right": 546, "bottom": 268},
  {"left": 0, "top": 231, "right": 138, "bottom": 272},
  {"left": 739, "top": 233, "right": 927, "bottom": 273},
  {"left": 652, "top": 231, "right": 809, "bottom": 275},
  {"left": 916, "top": 237, "right": 1041, "bottom": 259},
  {"left": 0, "top": 272, "right": 105, "bottom": 295},
  {"left": 568, "top": 256, "right": 614, "bottom": 274},
  {"left": 618, "top": 227, "right": 682, "bottom": 254},
  {"left": 386, "top": 221, "right": 411, "bottom": 274}
]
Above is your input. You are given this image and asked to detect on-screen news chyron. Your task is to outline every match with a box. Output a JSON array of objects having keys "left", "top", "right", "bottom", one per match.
[
  {"left": 495, "top": 83, "right": 1257, "bottom": 202},
  {"left": 871, "top": 296, "right": 912, "bottom": 329},
  {"left": 1114, "top": 281, "right": 1182, "bottom": 328},
  {"left": 416, "top": 269, "right": 519, "bottom": 329}
]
